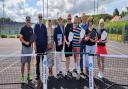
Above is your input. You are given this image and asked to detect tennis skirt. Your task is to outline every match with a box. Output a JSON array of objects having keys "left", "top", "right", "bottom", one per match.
[{"left": 96, "top": 46, "right": 107, "bottom": 54}]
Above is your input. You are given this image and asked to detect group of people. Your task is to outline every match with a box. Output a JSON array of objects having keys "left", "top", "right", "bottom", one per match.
[{"left": 19, "top": 13, "right": 108, "bottom": 82}]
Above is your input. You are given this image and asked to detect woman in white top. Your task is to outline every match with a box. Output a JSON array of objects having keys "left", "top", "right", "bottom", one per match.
[{"left": 46, "top": 18, "right": 54, "bottom": 76}]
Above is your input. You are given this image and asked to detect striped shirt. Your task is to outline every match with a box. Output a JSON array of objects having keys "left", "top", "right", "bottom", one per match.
[{"left": 72, "top": 25, "right": 81, "bottom": 47}]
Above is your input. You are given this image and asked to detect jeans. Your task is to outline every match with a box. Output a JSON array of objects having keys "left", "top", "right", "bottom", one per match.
[
  {"left": 80, "top": 43, "right": 86, "bottom": 72},
  {"left": 55, "top": 51, "right": 62, "bottom": 74}
]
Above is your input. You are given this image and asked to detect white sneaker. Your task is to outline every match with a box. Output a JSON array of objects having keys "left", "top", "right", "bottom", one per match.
[{"left": 98, "top": 72, "right": 104, "bottom": 79}]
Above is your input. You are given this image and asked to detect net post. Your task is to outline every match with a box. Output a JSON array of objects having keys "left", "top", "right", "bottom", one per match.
[
  {"left": 88, "top": 55, "right": 94, "bottom": 89},
  {"left": 43, "top": 54, "right": 48, "bottom": 89}
]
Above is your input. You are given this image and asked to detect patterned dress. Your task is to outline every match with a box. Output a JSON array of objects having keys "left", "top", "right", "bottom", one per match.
[{"left": 47, "top": 27, "right": 55, "bottom": 68}]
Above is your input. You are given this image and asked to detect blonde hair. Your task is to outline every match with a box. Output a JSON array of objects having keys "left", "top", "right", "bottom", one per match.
[
  {"left": 99, "top": 18, "right": 105, "bottom": 28},
  {"left": 87, "top": 16, "right": 94, "bottom": 25},
  {"left": 46, "top": 17, "right": 53, "bottom": 28}
]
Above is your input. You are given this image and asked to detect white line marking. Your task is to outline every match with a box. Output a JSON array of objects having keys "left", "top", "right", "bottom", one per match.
[
  {"left": 107, "top": 46, "right": 125, "bottom": 55},
  {"left": 108, "top": 44, "right": 128, "bottom": 54},
  {"left": 0, "top": 61, "right": 19, "bottom": 73}
]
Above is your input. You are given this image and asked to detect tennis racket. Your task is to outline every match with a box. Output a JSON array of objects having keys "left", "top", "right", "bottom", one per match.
[
  {"left": 101, "top": 31, "right": 107, "bottom": 41},
  {"left": 89, "top": 30, "right": 97, "bottom": 40},
  {"left": 80, "top": 28, "right": 85, "bottom": 39},
  {"left": 68, "top": 32, "right": 73, "bottom": 42},
  {"left": 68, "top": 32, "right": 74, "bottom": 46}
]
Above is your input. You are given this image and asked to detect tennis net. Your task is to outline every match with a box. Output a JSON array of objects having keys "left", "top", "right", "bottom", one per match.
[
  {"left": 93, "top": 54, "right": 128, "bottom": 89},
  {"left": 0, "top": 54, "right": 37, "bottom": 89},
  {"left": 0, "top": 53, "right": 128, "bottom": 89}
]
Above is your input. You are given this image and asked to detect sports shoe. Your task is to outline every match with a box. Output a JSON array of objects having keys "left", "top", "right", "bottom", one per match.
[
  {"left": 80, "top": 72, "right": 86, "bottom": 79},
  {"left": 65, "top": 71, "right": 72, "bottom": 79},
  {"left": 80, "top": 72, "right": 89, "bottom": 80},
  {"left": 27, "top": 74, "right": 32, "bottom": 81},
  {"left": 72, "top": 69, "right": 80, "bottom": 80},
  {"left": 98, "top": 72, "right": 104, "bottom": 79},
  {"left": 56, "top": 71, "right": 64, "bottom": 79},
  {"left": 20, "top": 76, "right": 25, "bottom": 83},
  {"left": 35, "top": 76, "right": 40, "bottom": 80}
]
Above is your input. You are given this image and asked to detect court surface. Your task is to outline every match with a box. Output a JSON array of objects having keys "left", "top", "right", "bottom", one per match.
[{"left": 0, "top": 38, "right": 128, "bottom": 89}]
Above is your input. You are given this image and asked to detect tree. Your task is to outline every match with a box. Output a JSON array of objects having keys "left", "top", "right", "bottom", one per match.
[
  {"left": 113, "top": 8, "right": 119, "bottom": 16},
  {"left": 120, "top": 7, "right": 128, "bottom": 17},
  {"left": 121, "top": 11, "right": 126, "bottom": 17},
  {"left": 0, "top": 18, "right": 13, "bottom": 22},
  {"left": 126, "top": 7, "right": 128, "bottom": 11}
]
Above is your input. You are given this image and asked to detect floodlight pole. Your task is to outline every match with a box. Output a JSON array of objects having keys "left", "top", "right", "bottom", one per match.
[
  {"left": 47, "top": 0, "right": 48, "bottom": 18},
  {"left": 97, "top": 0, "right": 99, "bottom": 15},
  {"left": 42, "top": 0, "right": 44, "bottom": 17},
  {"left": 94, "top": 0, "right": 96, "bottom": 15},
  {"left": 3, "top": 0, "right": 5, "bottom": 23}
]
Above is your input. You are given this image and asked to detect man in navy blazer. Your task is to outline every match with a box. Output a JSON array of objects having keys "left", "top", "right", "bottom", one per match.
[
  {"left": 34, "top": 13, "right": 48, "bottom": 80},
  {"left": 54, "top": 16, "right": 64, "bottom": 78}
]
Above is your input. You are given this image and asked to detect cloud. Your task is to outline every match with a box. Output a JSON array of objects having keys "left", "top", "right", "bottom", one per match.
[
  {"left": 0, "top": 0, "right": 127, "bottom": 22},
  {"left": 98, "top": 5, "right": 107, "bottom": 14},
  {"left": 0, "top": 0, "right": 39, "bottom": 22}
]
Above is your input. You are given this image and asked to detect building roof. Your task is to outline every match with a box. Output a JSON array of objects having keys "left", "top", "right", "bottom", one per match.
[
  {"left": 120, "top": 15, "right": 128, "bottom": 21},
  {"left": 111, "top": 15, "right": 121, "bottom": 22}
]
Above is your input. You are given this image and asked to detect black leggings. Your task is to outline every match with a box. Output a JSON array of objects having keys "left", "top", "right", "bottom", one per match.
[{"left": 36, "top": 54, "right": 44, "bottom": 78}]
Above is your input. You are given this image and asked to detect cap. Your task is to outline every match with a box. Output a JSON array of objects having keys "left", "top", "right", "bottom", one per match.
[{"left": 26, "top": 16, "right": 31, "bottom": 20}]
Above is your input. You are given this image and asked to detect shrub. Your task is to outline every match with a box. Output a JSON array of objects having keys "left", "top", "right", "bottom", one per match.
[
  {"left": 1, "top": 34, "right": 7, "bottom": 38},
  {"left": 8, "top": 35, "right": 16, "bottom": 38},
  {"left": 16, "top": 34, "right": 20, "bottom": 38},
  {"left": 105, "top": 21, "right": 127, "bottom": 35}
]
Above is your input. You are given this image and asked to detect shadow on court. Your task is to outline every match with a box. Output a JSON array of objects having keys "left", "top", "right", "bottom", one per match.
[
  {"left": 0, "top": 77, "right": 127, "bottom": 89},
  {"left": 94, "top": 78, "right": 128, "bottom": 89},
  {"left": 25, "top": 77, "right": 127, "bottom": 89},
  {"left": 21, "top": 82, "right": 35, "bottom": 89}
]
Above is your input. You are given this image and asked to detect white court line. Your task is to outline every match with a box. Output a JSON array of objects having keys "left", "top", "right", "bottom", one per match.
[
  {"left": 0, "top": 61, "right": 19, "bottom": 73},
  {"left": 108, "top": 44, "right": 128, "bottom": 54},
  {"left": 108, "top": 46, "right": 125, "bottom": 55}
]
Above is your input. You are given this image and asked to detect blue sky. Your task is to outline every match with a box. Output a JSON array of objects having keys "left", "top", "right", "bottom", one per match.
[{"left": 0, "top": 0, "right": 127, "bottom": 22}]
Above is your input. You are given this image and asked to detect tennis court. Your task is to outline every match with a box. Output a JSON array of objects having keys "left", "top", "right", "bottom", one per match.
[{"left": 0, "top": 39, "right": 128, "bottom": 89}]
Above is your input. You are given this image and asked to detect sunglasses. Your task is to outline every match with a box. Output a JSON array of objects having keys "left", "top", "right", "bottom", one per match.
[
  {"left": 58, "top": 18, "right": 62, "bottom": 21},
  {"left": 26, "top": 19, "right": 31, "bottom": 22},
  {"left": 39, "top": 16, "right": 42, "bottom": 19},
  {"left": 89, "top": 20, "right": 93, "bottom": 22}
]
